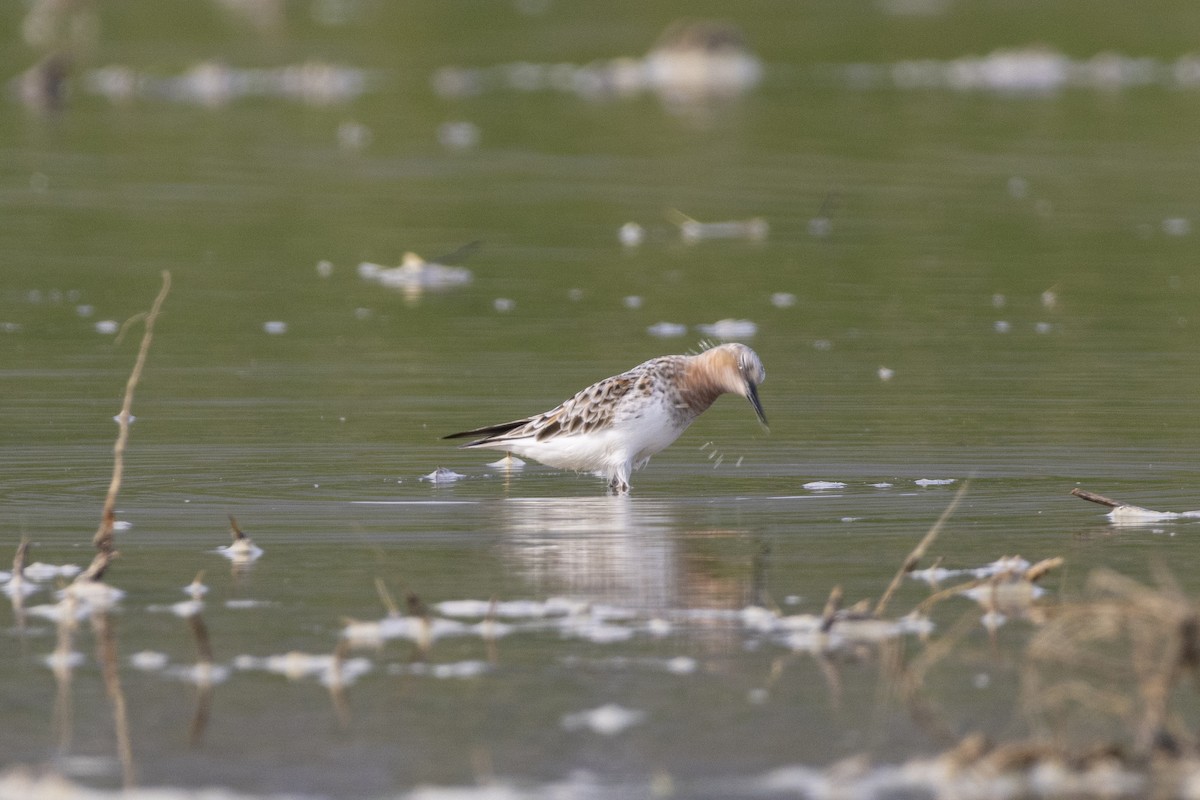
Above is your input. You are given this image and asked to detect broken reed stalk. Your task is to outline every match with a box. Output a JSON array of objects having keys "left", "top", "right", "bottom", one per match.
[
  {"left": 874, "top": 480, "right": 970, "bottom": 618},
  {"left": 1070, "top": 488, "right": 1124, "bottom": 508},
  {"left": 92, "top": 270, "right": 172, "bottom": 555}
]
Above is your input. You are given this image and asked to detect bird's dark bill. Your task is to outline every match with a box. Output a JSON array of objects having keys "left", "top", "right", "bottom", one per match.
[{"left": 747, "top": 382, "right": 768, "bottom": 428}]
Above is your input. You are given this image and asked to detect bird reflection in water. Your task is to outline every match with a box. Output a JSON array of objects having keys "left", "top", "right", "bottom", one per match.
[{"left": 495, "top": 497, "right": 760, "bottom": 628}]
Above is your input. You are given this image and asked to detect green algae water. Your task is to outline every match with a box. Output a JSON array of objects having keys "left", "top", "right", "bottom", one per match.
[{"left": 5, "top": 1, "right": 1200, "bottom": 797}]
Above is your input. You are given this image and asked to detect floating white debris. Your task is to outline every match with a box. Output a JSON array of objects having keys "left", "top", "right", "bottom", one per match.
[
  {"left": 910, "top": 556, "right": 1036, "bottom": 586},
  {"left": 803, "top": 481, "right": 846, "bottom": 491},
  {"left": 401, "top": 660, "right": 491, "bottom": 679},
  {"left": 647, "top": 618, "right": 672, "bottom": 637},
  {"left": 622, "top": 295, "right": 643, "bottom": 310},
  {"left": 233, "top": 651, "right": 371, "bottom": 684},
  {"left": 183, "top": 577, "right": 209, "bottom": 598},
  {"left": 493, "top": 298, "right": 516, "bottom": 312},
  {"left": 82, "top": 61, "right": 370, "bottom": 106},
  {"left": 973, "top": 556, "right": 1032, "bottom": 577},
  {"left": 915, "top": 478, "right": 956, "bottom": 487},
  {"left": 421, "top": 467, "right": 466, "bottom": 485},
  {"left": 561, "top": 703, "right": 646, "bottom": 736},
  {"left": 618, "top": 222, "right": 645, "bottom": 247},
  {"left": 168, "top": 662, "right": 232, "bottom": 686},
  {"left": 336, "top": 120, "right": 372, "bottom": 151},
  {"left": 872, "top": 482, "right": 893, "bottom": 488},
  {"left": 94, "top": 320, "right": 119, "bottom": 335},
  {"left": 1107, "top": 505, "right": 1188, "bottom": 525},
  {"left": 2, "top": 578, "right": 37, "bottom": 599},
  {"left": 436, "top": 597, "right": 588, "bottom": 619},
  {"left": 217, "top": 539, "right": 264, "bottom": 561},
  {"left": 696, "top": 318, "right": 757, "bottom": 340},
  {"left": 23, "top": 562, "right": 81, "bottom": 582},
  {"left": 341, "top": 615, "right": 469, "bottom": 647},
  {"left": 169, "top": 599, "right": 205, "bottom": 618},
  {"left": 263, "top": 321, "right": 288, "bottom": 335},
  {"left": 43, "top": 650, "right": 86, "bottom": 671},
  {"left": 665, "top": 656, "right": 697, "bottom": 674},
  {"left": 438, "top": 120, "right": 480, "bottom": 151},
  {"left": 225, "top": 599, "right": 273, "bottom": 609},
  {"left": 812, "top": 339, "right": 833, "bottom": 351},
  {"left": 27, "top": 601, "right": 89, "bottom": 624},
  {"left": 359, "top": 252, "right": 474, "bottom": 295},
  {"left": 129, "top": 651, "right": 170, "bottom": 671},
  {"left": 808, "top": 216, "right": 833, "bottom": 238},
  {"left": 878, "top": 366, "right": 895, "bottom": 381},
  {"left": 316, "top": 259, "right": 334, "bottom": 278},
  {"left": 646, "top": 321, "right": 688, "bottom": 338},
  {"left": 486, "top": 453, "right": 525, "bottom": 470},
  {"left": 76, "top": 304, "right": 94, "bottom": 317},
  {"left": 994, "top": 320, "right": 1011, "bottom": 333},
  {"left": 1040, "top": 289, "right": 1057, "bottom": 309},
  {"left": 678, "top": 217, "right": 768, "bottom": 244},
  {"left": 112, "top": 520, "right": 132, "bottom": 531},
  {"left": 1034, "top": 322, "right": 1053, "bottom": 334},
  {"left": 430, "top": 65, "right": 483, "bottom": 99},
  {"left": 1163, "top": 217, "right": 1191, "bottom": 237},
  {"left": 61, "top": 578, "right": 126, "bottom": 610},
  {"left": 909, "top": 566, "right": 959, "bottom": 586},
  {"left": 838, "top": 47, "right": 1200, "bottom": 95},
  {"left": 770, "top": 292, "right": 796, "bottom": 308}
]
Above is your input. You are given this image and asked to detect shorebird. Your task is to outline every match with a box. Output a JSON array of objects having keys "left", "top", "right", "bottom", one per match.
[{"left": 444, "top": 343, "right": 767, "bottom": 493}]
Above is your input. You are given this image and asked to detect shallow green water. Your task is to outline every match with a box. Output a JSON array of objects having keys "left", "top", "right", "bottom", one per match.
[{"left": 5, "top": 2, "right": 1200, "bottom": 797}]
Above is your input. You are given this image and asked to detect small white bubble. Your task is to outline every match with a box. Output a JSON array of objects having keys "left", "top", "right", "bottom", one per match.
[
  {"left": 618, "top": 222, "right": 644, "bottom": 247},
  {"left": 130, "top": 651, "right": 170, "bottom": 671},
  {"left": 337, "top": 120, "right": 372, "bottom": 150},
  {"left": 1163, "top": 217, "right": 1191, "bottom": 237},
  {"left": 567, "top": 288, "right": 584, "bottom": 302},
  {"left": 807, "top": 216, "right": 832, "bottom": 238},
  {"left": 76, "top": 304, "right": 95, "bottom": 317},
  {"left": 263, "top": 321, "right": 288, "bottom": 335},
  {"left": 812, "top": 339, "right": 833, "bottom": 351},
  {"left": 316, "top": 260, "right": 334, "bottom": 278},
  {"left": 646, "top": 321, "right": 687, "bottom": 338},
  {"left": 993, "top": 320, "right": 1011, "bottom": 333},
  {"left": 438, "top": 121, "right": 480, "bottom": 151},
  {"left": 95, "top": 320, "right": 119, "bottom": 334},
  {"left": 878, "top": 366, "right": 895, "bottom": 381},
  {"left": 770, "top": 292, "right": 796, "bottom": 308},
  {"left": 991, "top": 293, "right": 1006, "bottom": 309},
  {"left": 493, "top": 298, "right": 516, "bottom": 312},
  {"left": 1034, "top": 321, "right": 1052, "bottom": 334},
  {"left": 623, "top": 295, "right": 643, "bottom": 309},
  {"left": 1040, "top": 289, "right": 1057, "bottom": 309}
]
